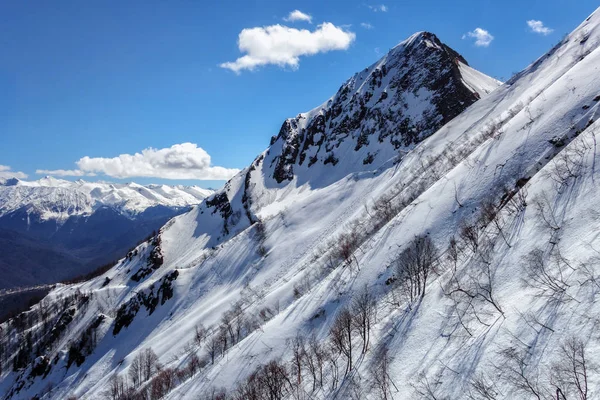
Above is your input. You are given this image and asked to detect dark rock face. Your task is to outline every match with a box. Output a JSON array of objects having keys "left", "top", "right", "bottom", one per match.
[
  {"left": 113, "top": 270, "right": 179, "bottom": 335},
  {"left": 206, "top": 192, "right": 235, "bottom": 235},
  {"left": 270, "top": 32, "right": 489, "bottom": 183}
]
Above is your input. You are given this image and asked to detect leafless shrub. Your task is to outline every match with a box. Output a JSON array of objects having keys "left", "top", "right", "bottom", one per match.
[
  {"left": 293, "top": 273, "right": 311, "bottom": 299},
  {"left": 186, "top": 352, "right": 201, "bottom": 378},
  {"left": 534, "top": 193, "right": 562, "bottom": 247},
  {"left": 149, "top": 368, "right": 176, "bottom": 400},
  {"left": 495, "top": 346, "right": 543, "bottom": 400},
  {"left": 444, "top": 255, "right": 504, "bottom": 335},
  {"left": 334, "top": 226, "right": 363, "bottom": 270},
  {"left": 480, "top": 199, "right": 511, "bottom": 247},
  {"left": 290, "top": 335, "right": 305, "bottom": 386},
  {"left": 306, "top": 334, "right": 327, "bottom": 391},
  {"left": 504, "top": 186, "right": 528, "bottom": 215},
  {"left": 234, "top": 359, "right": 292, "bottom": 400},
  {"left": 128, "top": 352, "right": 143, "bottom": 388},
  {"left": 523, "top": 248, "right": 576, "bottom": 303},
  {"left": 467, "top": 373, "right": 502, "bottom": 400},
  {"left": 330, "top": 307, "right": 354, "bottom": 378},
  {"left": 106, "top": 374, "right": 127, "bottom": 400},
  {"left": 413, "top": 372, "right": 449, "bottom": 400},
  {"left": 371, "top": 346, "right": 396, "bottom": 400},
  {"left": 218, "top": 324, "right": 231, "bottom": 355},
  {"left": 545, "top": 139, "right": 589, "bottom": 191},
  {"left": 203, "top": 335, "right": 218, "bottom": 365},
  {"left": 141, "top": 348, "right": 161, "bottom": 382},
  {"left": 194, "top": 323, "right": 207, "bottom": 347},
  {"left": 394, "top": 236, "right": 438, "bottom": 304},
  {"left": 551, "top": 337, "right": 595, "bottom": 400},
  {"left": 372, "top": 194, "right": 398, "bottom": 227},
  {"left": 351, "top": 287, "right": 376, "bottom": 354},
  {"left": 459, "top": 222, "right": 480, "bottom": 254}
]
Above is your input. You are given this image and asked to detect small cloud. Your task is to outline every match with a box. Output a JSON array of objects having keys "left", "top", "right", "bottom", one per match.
[
  {"left": 36, "top": 143, "right": 240, "bottom": 180},
  {"left": 220, "top": 23, "right": 356, "bottom": 73},
  {"left": 360, "top": 22, "right": 374, "bottom": 29},
  {"left": 374, "top": 47, "right": 380, "bottom": 55},
  {"left": 463, "top": 27, "right": 494, "bottom": 47},
  {"left": 527, "top": 20, "right": 553, "bottom": 35},
  {"left": 0, "top": 165, "right": 28, "bottom": 180},
  {"left": 284, "top": 10, "right": 312, "bottom": 23},
  {"left": 368, "top": 4, "right": 387, "bottom": 12}
]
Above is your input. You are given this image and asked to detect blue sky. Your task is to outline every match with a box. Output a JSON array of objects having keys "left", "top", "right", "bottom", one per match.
[{"left": 1, "top": 0, "right": 597, "bottom": 188}]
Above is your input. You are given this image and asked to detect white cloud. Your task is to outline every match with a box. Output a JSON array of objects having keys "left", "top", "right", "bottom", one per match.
[
  {"left": 527, "top": 20, "right": 553, "bottom": 35},
  {"left": 360, "top": 22, "right": 374, "bottom": 29},
  {"left": 220, "top": 23, "right": 355, "bottom": 73},
  {"left": 368, "top": 4, "right": 387, "bottom": 12},
  {"left": 0, "top": 165, "right": 28, "bottom": 180},
  {"left": 36, "top": 143, "right": 240, "bottom": 181},
  {"left": 463, "top": 28, "right": 494, "bottom": 47},
  {"left": 284, "top": 10, "right": 312, "bottom": 23}
]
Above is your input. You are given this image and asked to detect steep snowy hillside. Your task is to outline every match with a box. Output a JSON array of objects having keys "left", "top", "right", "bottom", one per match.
[
  {"left": 2, "top": 9, "right": 600, "bottom": 400},
  {"left": 0, "top": 178, "right": 213, "bottom": 289}
]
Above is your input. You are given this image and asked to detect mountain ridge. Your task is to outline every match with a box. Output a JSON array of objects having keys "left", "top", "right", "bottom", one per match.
[{"left": 3, "top": 11, "right": 600, "bottom": 399}]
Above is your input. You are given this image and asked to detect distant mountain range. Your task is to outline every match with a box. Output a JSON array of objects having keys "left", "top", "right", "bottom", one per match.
[{"left": 0, "top": 177, "right": 212, "bottom": 289}]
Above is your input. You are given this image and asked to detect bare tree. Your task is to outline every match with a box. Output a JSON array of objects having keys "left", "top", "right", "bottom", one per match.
[
  {"left": 371, "top": 346, "right": 395, "bottom": 400},
  {"left": 260, "top": 359, "right": 293, "bottom": 400},
  {"left": 187, "top": 351, "right": 201, "bottom": 378},
  {"left": 534, "top": 193, "right": 562, "bottom": 246},
  {"left": 150, "top": 368, "right": 176, "bottom": 400},
  {"left": 480, "top": 200, "right": 511, "bottom": 247},
  {"left": 330, "top": 307, "right": 354, "bottom": 377},
  {"left": 106, "top": 374, "right": 127, "bottom": 400},
  {"left": 221, "top": 312, "right": 235, "bottom": 346},
  {"left": 307, "top": 334, "right": 326, "bottom": 390},
  {"left": 413, "top": 373, "right": 447, "bottom": 400},
  {"left": 496, "top": 346, "right": 542, "bottom": 400},
  {"left": 141, "top": 348, "right": 160, "bottom": 382},
  {"left": 351, "top": 287, "right": 376, "bottom": 354},
  {"left": 291, "top": 335, "right": 305, "bottom": 386},
  {"left": 552, "top": 337, "right": 593, "bottom": 400},
  {"left": 207, "top": 335, "right": 219, "bottom": 365},
  {"left": 194, "top": 324, "right": 207, "bottom": 347},
  {"left": 395, "top": 236, "right": 439, "bottom": 303},
  {"left": 218, "top": 326, "right": 229, "bottom": 355},
  {"left": 129, "top": 352, "right": 144, "bottom": 388},
  {"left": 523, "top": 248, "right": 575, "bottom": 303},
  {"left": 467, "top": 373, "right": 502, "bottom": 400},
  {"left": 444, "top": 251, "right": 504, "bottom": 332},
  {"left": 459, "top": 222, "right": 480, "bottom": 254}
]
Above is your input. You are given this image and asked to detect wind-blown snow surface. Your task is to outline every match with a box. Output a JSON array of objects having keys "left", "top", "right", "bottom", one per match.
[
  {"left": 3, "top": 11, "right": 600, "bottom": 399},
  {"left": 0, "top": 177, "right": 213, "bottom": 222}
]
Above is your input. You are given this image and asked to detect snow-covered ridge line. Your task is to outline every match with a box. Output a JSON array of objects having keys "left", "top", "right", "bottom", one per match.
[
  {"left": 3, "top": 8, "right": 600, "bottom": 398},
  {"left": 0, "top": 176, "right": 214, "bottom": 221}
]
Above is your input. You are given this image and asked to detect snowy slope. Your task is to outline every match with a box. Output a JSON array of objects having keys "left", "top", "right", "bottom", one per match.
[
  {"left": 0, "top": 177, "right": 213, "bottom": 222},
  {"left": 2, "top": 9, "right": 600, "bottom": 400}
]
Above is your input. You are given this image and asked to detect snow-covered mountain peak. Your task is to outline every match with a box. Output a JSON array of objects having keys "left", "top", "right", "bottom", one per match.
[{"left": 266, "top": 31, "right": 500, "bottom": 186}]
